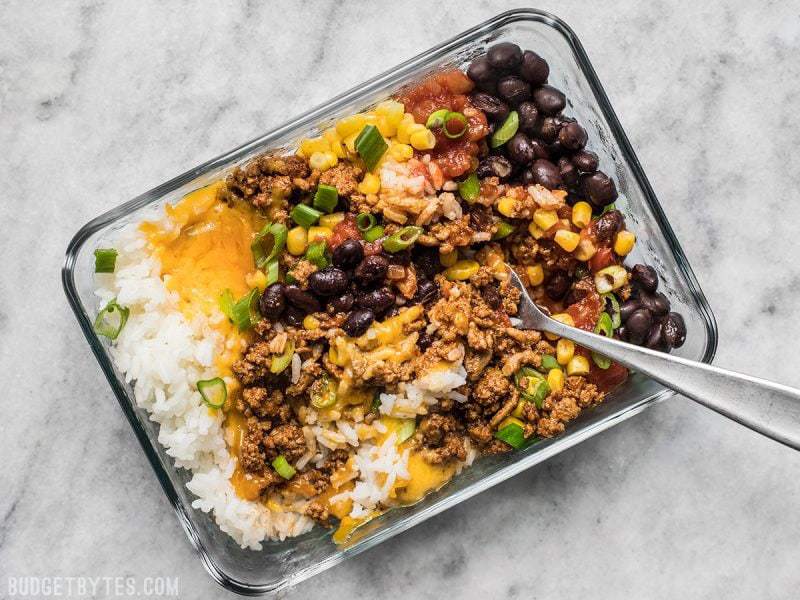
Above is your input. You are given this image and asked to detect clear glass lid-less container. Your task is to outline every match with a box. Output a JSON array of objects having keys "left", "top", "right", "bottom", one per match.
[{"left": 62, "top": 8, "right": 717, "bottom": 595}]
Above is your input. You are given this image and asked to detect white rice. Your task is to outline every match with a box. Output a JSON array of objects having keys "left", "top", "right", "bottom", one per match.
[{"left": 378, "top": 361, "right": 467, "bottom": 418}]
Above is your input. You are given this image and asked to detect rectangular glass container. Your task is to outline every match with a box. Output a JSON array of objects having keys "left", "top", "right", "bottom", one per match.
[{"left": 62, "top": 8, "right": 717, "bottom": 595}]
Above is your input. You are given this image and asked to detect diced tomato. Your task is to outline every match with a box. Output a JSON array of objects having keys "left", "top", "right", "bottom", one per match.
[
  {"left": 328, "top": 215, "right": 361, "bottom": 249},
  {"left": 566, "top": 288, "right": 602, "bottom": 331},
  {"left": 587, "top": 361, "right": 629, "bottom": 392},
  {"left": 589, "top": 246, "right": 616, "bottom": 273}
]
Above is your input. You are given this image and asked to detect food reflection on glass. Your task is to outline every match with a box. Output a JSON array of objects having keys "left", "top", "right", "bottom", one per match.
[{"left": 91, "top": 42, "right": 687, "bottom": 550}]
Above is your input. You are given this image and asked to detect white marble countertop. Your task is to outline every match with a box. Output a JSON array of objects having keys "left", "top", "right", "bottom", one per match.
[{"left": 2, "top": 1, "right": 799, "bottom": 598}]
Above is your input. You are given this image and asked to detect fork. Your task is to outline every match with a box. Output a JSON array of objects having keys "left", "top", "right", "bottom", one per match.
[{"left": 508, "top": 270, "right": 800, "bottom": 450}]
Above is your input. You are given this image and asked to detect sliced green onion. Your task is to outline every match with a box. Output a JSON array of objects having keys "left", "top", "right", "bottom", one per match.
[
  {"left": 310, "top": 374, "right": 337, "bottom": 409},
  {"left": 197, "top": 377, "right": 227, "bottom": 409},
  {"left": 313, "top": 184, "right": 339, "bottom": 213},
  {"left": 527, "top": 379, "right": 550, "bottom": 409},
  {"left": 264, "top": 258, "right": 280, "bottom": 286},
  {"left": 541, "top": 355, "right": 560, "bottom": 371},
  {"left": 271, "top": 455, "right": 296, "bottom": 480},
  {"left": 305, "top": 241, "right": 330, "bottom": 268},
  {"left": 602, "top": 293, "right": 621, "bottom": 329},
  {"left": 600, "top": 203, "right": 617, "bottom": 215},
  {"left": 219, "top": 289, "right": 235, "bottom": 321},
  {"left": 93, "top": 299, "right": 129, "bottom": 340},
  {"left": 371, "top": 392, "right": 381, "bottom": 412},
  {"left": 592, "top": 311, "right": 614, "bottom": 369},
  {"left": 425, "top": 109, "right": 449, "bottom": 129},
  {"left": 355, "top": 124, "right": 388, "bottom": 172},
  {"left": 457, "top": 172, "right": 480, "bottom": 203},
  {"left": 94, "top": 248, "right": 118, "bottom": 273},
  {"left": 490, "top": 110, "right": 519, "bottom": 148},
  {"left": 251, "top": 222, "right": 287, "bottom": 269},
  {"left": 356, "top": 212, "right": 377, "bottom": 232},
  {"left": 396, "top": 419, "right": 416, "bottom": 444},
  {"left": 363, "top": 225, "right": 385, "bottom": 243},
  {"left": 285, "top": 271, "right": 297, "bottom": 285},
  {"left": 491, "top": 220, "right": 515, "bottom": 240},
  {"left": 270, "top": 340, "right": 295, "bottom": 374},
  {"left": 291, "top": 204, "right": 323, "bottom": 228},
  {"left": 514, "top": 366, "right": 549, "bottom": 408},
  {"left": 443, "top": 111, "right": 468, "bottom": 139},
  {"left": 494, "top": 423, "right": 526, "bottom": 449},
  {"left": 513, "top": 366, "right": 543, "bottom": 389},
  {"left": 382, "top": 226, "right": 423, "bottom": 253},
  {"left": 231, "top": 289, "right": 260, "bottom": 331}
]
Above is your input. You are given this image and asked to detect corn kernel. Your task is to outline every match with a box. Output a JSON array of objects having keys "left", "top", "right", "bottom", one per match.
[
  {"left": 528, "top": 221, "right": 545, "bottom": 239},
  {"left": 299, "top": 137, "right": 330, "bottom": 157},
  {"left": 554, "top": 229, "right": 581, "bottom": 252},
  {"left": 336, "top": 114, "right": 369, "bottom": 138},
  {"left": 566, "top": 355, "right": 591, "bottom": 376},
  {"left": 571, "top": 201, "right": 593, "bottom": 228},
  {"left": 323, "top": 129, "right": 345, "bottom": 158},
  {"left": 499, "top": 416, "right": 526, "bottom": 431},
  {"left": 526, "top": 264, "right": 544, "bottom": 286},
  {"left": 547, "top": 368, "right": 565, "bottom": 394},
  {"left": 303, "top": 315, "right": 320, "bottom": 330},
  {"left": 533, "top": 208, "right": 559, "bottom": 231},
  {"left": 444, "top": 259, "right": 480, "bottom": 281},
  {"left": 439, "top": 250, "right": 458, "bottom": 267},
  {"left": 309, "top": 151, "right": 330, "bottom": 171},
  {"left": 410, "top": 128, "right": 436, "bottom": 150},
  {"left": 574, "top": 238, "right": 597, "bottom": 261},
  {"left": 594, "top": 265, "right": 629, "bottom": 293},
  {"left": 497, "top": 197, "right": 516, "bottom": 217},
  {"left": 375, "top": 115, "right": 396, "bottom": 138},
  {"left": 375, "top": 100, "right": 405, "bottom": 127},
  {"left": 512, "top": 400, "right": 527, "bottom": 418},
  {"left": 245, "top": 270, "right": 268, "bottom": 291},
  {"left": 614, "top": 230, "right": 636, "bottom": 256},
  {"left": 556, "top": 339, "right": 575, "bottom": 365},
  {"left": 358, "top": 172, "right": 381, "bottom": 195},
  {"left": 395, "top": 113, "right": 417, "bottom": 144},
  {"left": 545, "top": 312, "right": 575, "bottom": 340},
  {"left": 287, "top": 226, "right": 308, "bottom": 256},
  {"left": 308, "top": 226, "right": 333, "bottom": 243},
  {"left": 319, "top": 212, "right": 345, "bottom": 229},
  {"left": 389, "top": 142, "right": 414, "bottom": 162}
]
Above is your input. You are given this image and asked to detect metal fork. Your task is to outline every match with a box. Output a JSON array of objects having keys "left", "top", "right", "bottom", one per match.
[{"left": 508, "top": 270, "right": 800, "bottom": 450}]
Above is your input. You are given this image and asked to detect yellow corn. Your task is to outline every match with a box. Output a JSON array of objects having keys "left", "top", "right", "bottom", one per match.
[
  {"left": 545, "top": 313, "right": 575, "bottom": 340},
  {"left": 336, "top": 114, "right": 369, "bottom": 138},
  {"left": 395, "top": 113, "right": 417, "bottom": 144},
  {"left": 308, "top": 226, "right": 333, "bottom": 244},
  {"left": 245, "top": 270, "right": 268, "bottom": 291},
  {"left": 614, "top": 230, "right": 636, "bottom": 256},
  {"left": 389, "top": 142, "right": 414, "bottom": 162},
  {"left": 554, "top": 229, "right": 581, "bottom": 252},
  {"left": 528, "top": 221, "right": 545, "bottom": 239},
  {"left": 566, "top": 355, "right": 591, "bottom": 376},
  {"left": 594, "top": 265, "right": 629, "bottom": 293},
  {"left": 547, "top": 368, "right": 565, "bottom": 394},
  {"left": 319, "top": 212, "right": 345, "bottom": 229},
  {"left": 358, "top": 172, "right": 381, "bottom": 195},
  {"left": 374, "top": 115, "right": 396, "bottom": 138},
  {"left": 574, "top": 238, "right": 597, "bottom": 261},
  {"left": 299, "top": 137, "right": 330, "bottom": 157},
  {"left": 498, "top": 416, "right": 526, "bottom": 431},
  {"left": 556, "top": 339, "right": 575, "bottom": 365},
  {"left": 571, "top": 201, "right": 593, "bottom": 228},
  {"left": 439, "top": 250, "right": 458, "bottom": 267},
  {"left": 323, "top": 129, "right": 346, "bottom": 158},
  {"left": 533, "top": 208, "right": 559, "bottom": 231},
  {"left": 303, "top": 315, "right": 320, "bottom": 330},
  {"left": 409, "top": 128, "right": 436, "bottom": 151},
  {"left": 309, "top": 151, "right": 332, "bottom": 171},
  {"left": 287, "top": 226, "right": 308, "bottom": 256},
  {"left": 375, "top": 100, "right": 405, "bottom": 127},
  {"left": 497, "top": 197, "right": 516, "bottom": 217},
  {"left": 512, "top": 400, "right": 527, "bottom": 418},
  {"left": 343, "top": 132, "right": 359, "bottom": 153},
  {"left": 526, "top": 264, "right": 544, "bottom": 286},
  {"left": 444, "top": 259, "right": 480, "bottom": 281}
]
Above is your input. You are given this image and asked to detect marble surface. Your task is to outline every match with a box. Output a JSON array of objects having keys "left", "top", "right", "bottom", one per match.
[{"left": 2, "top": 1, "right": 799, "bottom": 598}]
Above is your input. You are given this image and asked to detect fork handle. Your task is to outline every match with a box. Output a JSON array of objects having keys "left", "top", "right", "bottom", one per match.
[{"left": 546, "top": 321, "right": 800, "bottom": 450}]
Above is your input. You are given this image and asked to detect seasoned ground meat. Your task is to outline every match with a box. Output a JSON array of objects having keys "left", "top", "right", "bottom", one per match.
[
  {"left": 319, "top": 163, "right": 362, "bottom": 197},
  {"left": 262, "top": 424, "right": 307, "bottom": 462}
]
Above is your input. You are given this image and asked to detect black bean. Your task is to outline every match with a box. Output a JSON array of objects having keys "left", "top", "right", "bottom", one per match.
[
  {"left": 533, "top": 85, "right": 566, "bottom": 115},
  {"left": 521, "top": 168, "right": 536, "bottom": 185},
  {"left": 529, "top": 138, "right": 550, "bottom": 160},
  {"left": 631, "top": 264, "right": 659, "bottom": 293},
  {"left": 342, "top": 309, "right": 375, "bottom": 337},
  {"left": 517, "top": 101, "right": 539, "bottom": 134},
  {"left": 530, "top": 159, "right": 563, "bottom": 189},
  {"left": 482, "top": 284, "right": 502, "bottom": 309},
  {"left": 626, "top": 308, "right": 653, "bottom": 345},
  {"left": 284, "top": 284, "right": 321, "bottom": 314},
  {"left": 558, "top": 156, "right": 578, "bottom": 187},
  {"left": 476, "top": 155, "right": 513, "bottom": 179},
  {"left": 545, "top": 270, "right": 570, "bottom": 300},
  {"left": 546, "top": 141, "right": 568, "bottom": 161},
  {"left": 329, "top": 291, "right": 354, "bottom": 313},
  {"left": 354, "top": 255, "right": 389, "bottom": 287},
  {"left": 580, "top": 171, "right": 618, "bottom": 207},
  {"left": 558, "top": 121, "right": 588, "bottom": 151},
  {"left": 412, "top": 246, "right": 439, "bottom": 280},
  {"left": 470, "top": 92, "right": 509, "bottom": 122},
  {"left": 332, "top": 239, "right": 364, "bottom": 269},
  {"left": 356, "top": 287, "right": 396, "bottom": 315},
  {"left": 663, "top": 312, "right": 687, "bottom": 348},
  {"left": 645, "top": 322, "right": 665, "bottom": 350},
  {"left": 284, "top": 306, "right": 304, "bottom": 327},
  {"left": 534, "top": 116, "right": 561, "bottom": 144},
  {"left": 497, "top": 76, "right": 532, "bottom": 106},
  {"left": 417, "top": 330, "right": 434, "bottom": 351},
  {"left": 258, "top": 283, "right": 285, "bottom": 321},
  {"left": 519, "top": 50, "right": 549, "bottom": 85},
  {"left": 594, "top": 209, "right": 624, "bottom": 243},
  {"left": 619, "top": 298, "right": 641, "bottom": 322},
  {"left": 486, "top": 42, "right": 523, "bottom": 70},
  {"left": 571, "top": 150, "right": 599, "bottom": 172},
  {"left": 507, "top": 132, "right": 536, "bottom": 165},
  {"left": 467, "top": 56, "right": 498, "bottom": 85},
  {"left": 414, "top": 278, "right": 439, "bottom": 305},
  {"left": 308, "top": 267, "right": 349, "bottom": 296},
  {"left": 639, "top": 291, "right": 670, "bottom": 316}
]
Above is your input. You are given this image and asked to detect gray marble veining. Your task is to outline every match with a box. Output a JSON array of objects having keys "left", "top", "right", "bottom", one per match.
[{"left": 1, "top": 1, "right": 799, "bottom": 598}]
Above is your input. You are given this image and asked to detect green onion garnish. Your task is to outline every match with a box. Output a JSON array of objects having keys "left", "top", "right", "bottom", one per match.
[
  {"left": 362, "top": 225, "right": 384, "bottom": 243},
  {"left": 356, "top": 212, "right": 377, "bottom": 232},
  {"left": 291, "top": 204, "right": 323, "bottom": 228},
  {"left": 265, "top": 258, "right": 280, "bottom": 286},
  {"left": 93, "top": 299, "right": 129, "bottom": 340},
  {"left": 425, "top": 109, "right": 449, "bottom": 129},
  {"left": 219, "top": 289, "right": 235, "bottom": 321},
  {"left": 313, "top": 184, "right": 339, "bottom": 213},
  {"left": 541, "top": 355, "right": 560, "bottom": 371},
  {"left": 382, "top": 226, "right": 422, "bottom": 253},
  {"left": 443, "top": 111, "right": 468, "bottom": 139},
  {"left": 231, "top": 289, "right": 260, "bottom": 331},
  {"left": 494, "top": 422, "right": 527, "bottom": 449},
  {"left": 490, "top": 110, "right": 519, "bottom": 148},
  {"left": 271, "top": 455, "right": 296, "bottom": 480},
  {"left": 591, "top": 311, "right": 614, "bottom": 369},
  {"left": 457, "top": 172, "right": 480, "bottom": 203},
  {"left": 310, "top": 374, "right": 337, "bottom": 409},
  {"left": 514, "top": 366, "right": 549, "bottom": 408},
  {"left": 396, "top": 419, "right": 416, "bottom": 444},
  {"left": 602, "top": 293, "right": 621, "bottom": 329},
  {"left": 371, "top": 392, "right": 382, "bottom": 413},
  {"left": 491, "top": 220, "right": 515, "bottom": 240},
  {"left": 270, "top": 340, "right": 294, "bottom": 374},
  {"left": 355, "top": 124, "right": 388, "bottom": 172},
  {"left": 305, "top": 241, "right": 330, "bottom": 268},
  {"left": 197, "top": 377, "right": 227, "bottom": 409},
  {"left": 251, "top": 222, "right": 287, "bottom": 269},
  {"left": 94, "top": 248, "right": 118, "bottom": 273}
]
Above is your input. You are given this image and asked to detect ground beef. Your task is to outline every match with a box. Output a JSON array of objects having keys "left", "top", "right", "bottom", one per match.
[
  {"left": 304, "top": 501, "right": 330, "bottom": 524},
  {"left": 232, "top": 341, "right": 274, "bottom": 385},
  {"left": 238, "top": 387, "right": 292, "bottom": 422},
  {"left": 319, "top": 163, "right": 363, "bottom": 197},
  {"left": 262, "top": 424, "right": 307, "bottom": 462}
]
